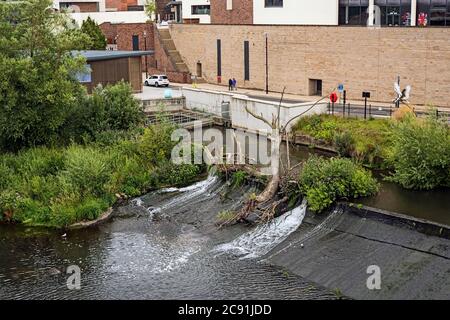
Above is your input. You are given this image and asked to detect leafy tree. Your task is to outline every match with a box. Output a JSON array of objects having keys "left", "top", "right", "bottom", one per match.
[
  {"left": 145, "top": 0, "right": 156, "bottom": 21},
  {"left": 0, "top": 0, "right": 90, "bottom": 151},
  {"left": 80, "top": 16, "right": 107, "bottom": 50}
]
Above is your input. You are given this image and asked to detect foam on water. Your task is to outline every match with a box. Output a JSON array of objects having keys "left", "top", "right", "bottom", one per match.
[
  {"left": 213, "top": 199, "right": 308, "bottom": 259},
  {"left": 148, "top": 174, "right": 219, "bottom": 214}
]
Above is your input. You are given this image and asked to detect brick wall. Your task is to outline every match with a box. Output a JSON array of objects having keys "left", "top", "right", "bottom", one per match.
[
  {"left": 169, "top": 24, "right": 450, "bottom": 108},
  {"left": 100, "top": 22, "right": 155, "bottom": 72},
  {"left": 106, "top": 0, "right": 138, "bottom": 11},
  {"left": 69, "top": 2, "right": 99, "bottom": 12},
  {"left": 152, "top": 25, "right": 192, "bottom": 83},
  {"left": 210, "top": 0, "right": 253, "bottom": 25}
]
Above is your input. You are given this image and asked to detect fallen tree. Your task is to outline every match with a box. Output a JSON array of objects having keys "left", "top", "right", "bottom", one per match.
[{"left": 218, "top": 88, "right": 334, "bottom": 225}]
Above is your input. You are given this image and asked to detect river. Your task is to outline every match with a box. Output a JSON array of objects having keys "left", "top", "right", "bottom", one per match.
[
  {"left": 1, "top": 139, "right": 448, "bottom": 299},
  {"left": 0, "top": 174, "right": 336, "bottom": 300}
]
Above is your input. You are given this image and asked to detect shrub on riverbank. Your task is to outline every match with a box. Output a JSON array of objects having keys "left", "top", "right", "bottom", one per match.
[
  {"left": 0, "top": 125, "right": 204, "bottom": 227},
  {"left": 297, "top": 156, "right": 379, "bottom": 212},
  {"left": 387, "top": 114, "right": 450, "bottom": 190},
  {"left": 294, "top": 115, "right": 393, "bottom": 167}
]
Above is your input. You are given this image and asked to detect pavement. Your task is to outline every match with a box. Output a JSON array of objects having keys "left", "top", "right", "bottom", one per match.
[
  {"left": 135, "top": 78, "right": 449, "bottom": 116},
  {"left": 134, "top": 84, "right": 183, "bottom": 100}
]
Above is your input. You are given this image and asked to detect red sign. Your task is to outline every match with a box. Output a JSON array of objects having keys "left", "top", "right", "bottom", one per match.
[{"left": 330, "top": 92, "right": 338, "bottom": 103}]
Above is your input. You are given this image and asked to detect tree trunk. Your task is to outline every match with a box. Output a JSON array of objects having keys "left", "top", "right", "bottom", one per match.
[{"left": 256, "top": 128, "right": 281, "bottom": 203}]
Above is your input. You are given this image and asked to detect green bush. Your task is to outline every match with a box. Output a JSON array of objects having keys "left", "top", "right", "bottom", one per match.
[
  {"left": 231, "top": 170, "right": 248, "bottom": 188},
  {"left": 294, "top": 115, "right": 392, "bottom": 168},
  {"left": 139, "top": 119, "right": 177, "bottom": 165},
  {"left": 334, "top": 131, "right": 355, "bottom": 157},
  {"left": 153, "top": 162, "right": 203, "bottom": 187},
  {"left": 388, "top": 115, "right": 450, "bottom": 190},
  {"left": 62, "top": 82, "right": 144, "bottom": 145},
  {"left": 298, "top": 156, "right": 379, "bottom": 212},
  {"left": 62, "top": 146, "right": 111, "bottom": 196}
]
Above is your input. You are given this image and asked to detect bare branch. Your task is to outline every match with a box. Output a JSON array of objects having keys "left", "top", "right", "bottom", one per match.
[
  {"left": 245, "top": 104, "right": 273, "bottom": 128},
  {"left": 282, "top": 88, "right": 336, "bottom": 133}
]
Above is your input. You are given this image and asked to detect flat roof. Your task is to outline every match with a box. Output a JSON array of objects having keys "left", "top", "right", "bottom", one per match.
[{"left": 73, "top": 50, "right": 154, "bottom": 62}]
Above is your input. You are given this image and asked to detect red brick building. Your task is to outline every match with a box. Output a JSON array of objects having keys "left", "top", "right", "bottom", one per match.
[
  {"left": 155, "top": 0, "right": 173, "bottom": 21},
  {"left": 100, "top": 22, "right": 155, "bottom": 73},
  {"left": 105, "top": 0, "right": 140, "bottom": 11},
  {"left": 210, "top": 0, "right": 253, "bottom": 25}
]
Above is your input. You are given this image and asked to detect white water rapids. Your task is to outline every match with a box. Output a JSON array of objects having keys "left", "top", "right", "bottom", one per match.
[
  {"left": 213, "top": 200, "right": 308, "bottom": 259},
  {"left": 132, "top": 174, "right": 309, "bottom": 261}
]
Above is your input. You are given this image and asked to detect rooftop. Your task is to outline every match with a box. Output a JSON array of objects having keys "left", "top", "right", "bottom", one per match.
[{"left": 73, "top": 50, "right": 154, "bottom": 62}]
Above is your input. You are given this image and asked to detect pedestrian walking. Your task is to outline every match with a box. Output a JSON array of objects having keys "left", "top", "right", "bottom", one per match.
[
  {"left": 232, "top": 78, "right": 237, "bottom": 91},
  {"left": 228, "top": 78, "right": 233, "bottom": 91}
]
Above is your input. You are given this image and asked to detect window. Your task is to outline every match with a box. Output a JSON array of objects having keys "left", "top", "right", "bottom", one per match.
[
  {"left": 132, "top": 35, "right": 139, "bottom": 51},
  {"left": 430, "top": 0, "right": 447, "bottom": 26},
  {"left": 191, "top": 5, "right": 210, "bottom": 15},
  {"left": 217, "top": 39, "right": 222, "bottom": 77},
  {"left": 265, "top": 0, "right": 283, "bottom": 7},
  {"left": 309, "top": 79, "right": 322, "bottom": 96},
  {"left": 226, "top": 0, "right": 233, "bottom": 10},
  {"left": 339, "top": 0, "right": 369, "bottom": 25},
  {"left": 417, "top": 0, "right": 450, "bottom": 26},
  {"left": 76, "top": 64, "right": 92, "bottom": 83},
  {"left": 244, "top": 41, "right": 250, "bottom": 81},
  {"left": 341, "top": 0, "right": 413, "bottom": 26}
]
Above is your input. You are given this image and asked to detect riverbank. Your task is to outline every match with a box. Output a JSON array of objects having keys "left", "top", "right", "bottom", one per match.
[{"left": 0, "top": 123, "right": 205, "bottom": 228}]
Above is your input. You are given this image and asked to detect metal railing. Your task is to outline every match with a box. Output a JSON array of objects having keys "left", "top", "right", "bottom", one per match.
[{"left": 327, "top": 102, "right": 450, "bottom": 122}]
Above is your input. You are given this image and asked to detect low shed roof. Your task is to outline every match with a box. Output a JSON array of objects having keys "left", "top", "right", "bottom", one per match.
[{"left": 73, "top": 50, "right": 154, "bottom": 62}]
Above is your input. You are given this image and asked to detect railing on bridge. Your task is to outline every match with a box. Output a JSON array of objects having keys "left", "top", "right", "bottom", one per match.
[{"left": 327, "top": 102, "right": 450, "bottom": 122}]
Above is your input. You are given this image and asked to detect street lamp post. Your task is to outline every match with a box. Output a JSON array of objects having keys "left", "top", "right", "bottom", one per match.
[
  {"left": 264, "top": 32, "right": 268, "bottom": 94},
  {"left": 143, "top": 30, "right": 148, "bottom": 78}
]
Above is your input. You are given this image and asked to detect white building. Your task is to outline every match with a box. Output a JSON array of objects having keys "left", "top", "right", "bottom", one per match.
[
  {"left": 167, "top": 0, "right": 211, "bottom": 24},
  {"left": 253, "top": 0, "right": 339, "bottom": 25},
  {"left": 52, "top": 0, "right": 149, "bottom": 25}
]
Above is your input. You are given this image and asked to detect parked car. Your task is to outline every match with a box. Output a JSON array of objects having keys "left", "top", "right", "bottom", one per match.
[{"left": 144, "top": 75, "right": 170, "bottom": 87}]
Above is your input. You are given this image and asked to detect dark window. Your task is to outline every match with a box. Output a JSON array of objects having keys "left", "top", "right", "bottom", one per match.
[
  {"left": 244, "top": 41, "right": 250, "bottom": 81},
  {"left": 341, "top": 0, "right": 414, "bottom": 26},
  {"left": 132, "top": 35, "right": 139, "bottom": 51},
  {"left": 191, "top": 5, "right": 210, "bottom": 15},
  {"left": 447, "top": 0, "right": 450, "bottom": 25},
  {"left": 416, "top": 0, "right": 450, "bottom": 26},
  {"left": 127, "top": 5, "right": 144, "bottom": 11},
  {"left": 217, "top": 39, "right": 222, "bottom": 77},
  {"left": 339, "top": 0, "right": 368, "bottom": 25},
  {"left": 430, "top": 0, "right": 447, "bottom": 25},
  {"left": 309, "top": 79, "right": 322, "bottom": 96},
  {"left": 265, "top": 0, "right": 283, "bottom": 7}
]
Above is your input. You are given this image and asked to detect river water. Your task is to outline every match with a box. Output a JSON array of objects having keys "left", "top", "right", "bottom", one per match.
[
  {"left": 1, "top": 139, "right": 448, "bottom": 299},
  {"left": 0, "top": 174, "right": 336, "bottom": 300}
]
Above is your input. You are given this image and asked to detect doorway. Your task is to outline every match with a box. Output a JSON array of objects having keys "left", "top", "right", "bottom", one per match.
[
  {"left": 309, "top": 79, "right": 322, "bottom": 96},
  {"left": 196, "top": 62, "right": 202, "bottom": 78},
  {"left": 132, "top": 35, "right": 139, "bottom": 51}
]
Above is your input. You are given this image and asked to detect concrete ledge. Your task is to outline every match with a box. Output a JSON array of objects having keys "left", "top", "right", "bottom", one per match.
[
  {"left": 340, "top": 202, "right": 450, "bottom": 239},
  {"left": 68, "top": 208, "right": 114, "bottom": 230}
]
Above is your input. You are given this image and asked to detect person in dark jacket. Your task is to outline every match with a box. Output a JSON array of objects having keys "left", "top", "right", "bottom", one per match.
[{"left": 228, "top": 78, "right": 233, "bottom": 91}]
